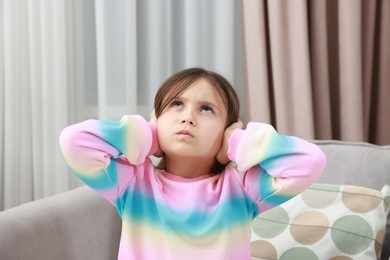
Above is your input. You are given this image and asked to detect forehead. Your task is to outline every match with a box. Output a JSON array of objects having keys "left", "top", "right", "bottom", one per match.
[
  {"left": 180, "top": 78, "right": 223, "bottom": 101},
  {"left": 164, "top": 77, "right": 223, "bottom": 103}
]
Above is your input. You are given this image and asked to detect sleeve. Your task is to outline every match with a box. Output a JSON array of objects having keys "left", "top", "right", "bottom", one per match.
[
  {"left": 227, "top": 122, "right": 326, "bottom": 214},
  {"left": 59, "top": 115, "right": 158, "bottom": 203}
]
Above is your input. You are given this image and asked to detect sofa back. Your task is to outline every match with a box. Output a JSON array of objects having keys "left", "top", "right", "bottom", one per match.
[
  {"left": 313, "top": 140, "right": 390, "bottom": 190},
  {"left": 0, "top": 186, "right": 121, "bottom": 260}
]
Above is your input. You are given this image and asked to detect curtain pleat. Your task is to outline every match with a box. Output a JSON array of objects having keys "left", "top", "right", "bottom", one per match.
[
  {"left": 337, "top": 0, "right": 364, "bottom": 141},
  {"left": 375, "top": 0, "right": 390, "bottom": 144},
  {"left": 0, "top": 0, "right": 4, "bottom": 211},
  {"left": 361, "top": 0, "right": 377, "bottom": 139},
  {"left": 269, "top": 0, "right": 315, "bottom": 138},
  {"left": 241, "top": 0, "right": 272, "bottom": 123},
  {"left": 309, "top": 0, "right": 333, "bottom": 139},
  {"left": 3, "top": 0, "right": 34, "bottom": 208},
  {"left": 28, "top": 0, "right": 44, "bottom": 200}
]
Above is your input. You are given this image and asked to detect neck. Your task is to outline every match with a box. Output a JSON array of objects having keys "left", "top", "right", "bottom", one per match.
[{"left": 164, "top": 155, "right": 215, "bottom": 178}]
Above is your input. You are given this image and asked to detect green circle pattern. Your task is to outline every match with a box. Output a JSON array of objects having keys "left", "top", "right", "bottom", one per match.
[
  {"left": 251, "top": 206, "right": 289, "bottom": 238},
  {"left": 280, "top": 247, "right": 318, "bottom": 260},
  {"left": 384, "top": 195, "right": 390, "bottom": 208},
  {"left": 331, "top": 215, "right": 373, "bottom": 255}
]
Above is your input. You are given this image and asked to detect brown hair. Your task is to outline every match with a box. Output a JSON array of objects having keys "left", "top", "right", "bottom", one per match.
[
  {"left": 153, "top": 67, "right": 240, "bottom": 174},
  {"left": 154, "top": 67, "right": 239, "bottom": 127}
]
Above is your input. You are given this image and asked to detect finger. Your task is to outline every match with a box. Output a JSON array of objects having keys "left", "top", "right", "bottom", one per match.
[
  {"left": 229, "top": 119, "right": 243, "bottom": 129},
  {"left": 150, "top": 110, "right": 157, "bottom": 123}
]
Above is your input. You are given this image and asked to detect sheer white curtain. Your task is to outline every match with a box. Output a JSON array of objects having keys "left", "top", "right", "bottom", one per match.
[
  {"left": 1, "top": 0, "right": 80, "bottom": 210},
  {"left": 0, "top": 0, "right": 244, "bottom": 210}
]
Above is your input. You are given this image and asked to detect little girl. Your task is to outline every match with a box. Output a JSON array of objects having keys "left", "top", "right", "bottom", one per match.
[{"left": 59, "top": 67, "right": 325, "bottom": 260}]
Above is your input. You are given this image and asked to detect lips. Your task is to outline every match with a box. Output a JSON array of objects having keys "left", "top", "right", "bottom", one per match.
[{"left": 176, "top": 130, "right": 193, "bottom": 137}]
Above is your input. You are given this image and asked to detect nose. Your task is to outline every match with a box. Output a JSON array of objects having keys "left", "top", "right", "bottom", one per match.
[
  {"left": 181, "top": 119, "right": 194, "bottom": 126},
  {"left": 181, "top": 110, "right": 196, "bottom": 126},
  {"left": 181, "top": 117, "right": 195, "bottom": 126}
]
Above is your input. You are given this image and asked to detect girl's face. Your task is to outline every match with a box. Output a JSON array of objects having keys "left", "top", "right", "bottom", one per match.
[{"left": 157, "top": 78, "right": 227, "bottom": 162}]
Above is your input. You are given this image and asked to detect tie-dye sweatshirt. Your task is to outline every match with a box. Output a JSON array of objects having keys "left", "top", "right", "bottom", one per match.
[{"left": 59, "top": 115, "right": 325, "bottom": 260}]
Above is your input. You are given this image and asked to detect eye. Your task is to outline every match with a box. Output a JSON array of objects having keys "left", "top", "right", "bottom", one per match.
[
  {"left": 201, "top": 105, "right": 213, "bottom": 113},
  {"left": 171, "top": 101, "right": 183, "bottom": 110}
]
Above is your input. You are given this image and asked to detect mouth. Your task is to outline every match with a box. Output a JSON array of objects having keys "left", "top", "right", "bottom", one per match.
[{"left": 176, "top": 130, "right": 194, "bottom": 138}]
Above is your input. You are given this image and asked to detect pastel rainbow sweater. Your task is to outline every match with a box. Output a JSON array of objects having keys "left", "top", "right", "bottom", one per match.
[{"left": 59, "top": 115, "right": 325, "bottom": 260}]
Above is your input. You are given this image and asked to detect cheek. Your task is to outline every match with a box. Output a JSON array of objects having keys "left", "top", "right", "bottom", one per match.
[
  {"left": 157, "top": 120, "right": 169, "bottom": 140},
  {"left": 204, "top": 126, "right": 225, "bottom": 150},
  {"left": 157, "top": 127, "right": 170, "bottom": 153},
  {"left": 156, "top": 114, "right": 178, "bottom": 150}
]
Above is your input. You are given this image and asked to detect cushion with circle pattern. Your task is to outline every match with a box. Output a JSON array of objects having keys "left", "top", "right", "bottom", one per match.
[{"left": 250, "top": 183, "right": 390, "bottom": 260}]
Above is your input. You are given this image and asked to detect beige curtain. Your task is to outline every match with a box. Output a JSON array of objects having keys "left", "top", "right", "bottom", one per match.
[{"left": 241, "top": 0, "right": 390, "bottom": 145}]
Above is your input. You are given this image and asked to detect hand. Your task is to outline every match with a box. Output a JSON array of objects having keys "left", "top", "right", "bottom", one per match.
[
  {"left": 216, "top": 120, "right": 243, "bottom": 165},
  {"left": 150, "top": 110, "right": 164, "bottom": 158}
]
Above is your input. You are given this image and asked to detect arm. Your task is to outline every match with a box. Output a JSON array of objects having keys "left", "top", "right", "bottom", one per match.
[
  {"left": 227, "top": 122, "right": 326, "bottom": 213},
  {"left": 59, "top": 115, "right": 158, "bottom": 202}
]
